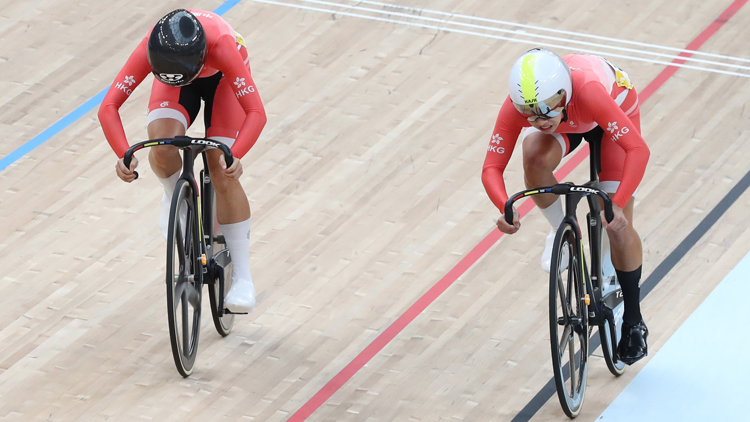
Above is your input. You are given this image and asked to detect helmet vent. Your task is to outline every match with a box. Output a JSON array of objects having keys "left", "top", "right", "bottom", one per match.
[{"left": 170, "top": 13, "right": 197, "bottom": 45}]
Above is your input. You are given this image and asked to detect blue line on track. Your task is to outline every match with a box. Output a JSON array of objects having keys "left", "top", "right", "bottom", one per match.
[
  {"left": 0, "top": 89, "right": 107, "bottom": 172},
  {"left": 0, "top": 0, "right": 244, "bottom": 173},
  {"left": 213, "top": 0, "right": 244, "bottom": 15}
]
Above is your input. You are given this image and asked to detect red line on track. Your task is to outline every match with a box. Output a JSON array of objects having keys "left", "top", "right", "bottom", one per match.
[
  {"left": 287, "top": 1, "right": 747, "bottom": 419},
  {"left": 639, "top": 0, "right": 747, "bottom": 102}
]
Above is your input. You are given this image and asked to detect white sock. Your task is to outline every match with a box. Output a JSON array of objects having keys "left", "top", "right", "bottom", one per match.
[
  {"left": 157, "top": 170, "right": 181, "bottom": 199},
  {"left": 157, "top": 171, "right": 182, "bottom": 239},
  {"left": 540, "top": 197, "right": 564, "bottom": 230},
  {"left": 220, "top": 218, "right": 253, "bottom": 285}
]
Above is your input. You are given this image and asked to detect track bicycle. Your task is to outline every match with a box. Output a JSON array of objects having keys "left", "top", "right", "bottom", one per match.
[
  {"left": 124, "top": 136, "right": 239, "bottom": 377},
  {"left": 504, "top": 139, "right": 625, "bottom": 418}
]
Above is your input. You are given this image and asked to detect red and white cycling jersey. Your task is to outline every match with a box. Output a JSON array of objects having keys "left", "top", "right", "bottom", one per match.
[
  {"left": 98, "top": 10, "right": 265, "bottom": 159},
  {"left": 482, "top": 54, "right": 650, "bottom": 209}
]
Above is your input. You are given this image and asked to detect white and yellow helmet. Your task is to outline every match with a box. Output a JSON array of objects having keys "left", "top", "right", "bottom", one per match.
[{"left": 508, "top": 48, "right": 571, "bottom": 118}]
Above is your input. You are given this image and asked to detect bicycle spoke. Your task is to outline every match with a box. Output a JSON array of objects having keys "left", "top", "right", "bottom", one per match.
[
  {"left": 183, "top": 210, "right": 192, "bottom": 266},
  {"left": 175, "top": 219, "right": 185, "bottom": 259},
  {"left": 568, "top": 333, "right": 577, "bottom": 395},
  {"left": 556, "top": 276, "right": 570, "bottom": 320},
  {"left": 182, "top": 287, "right": 190, "bottom": 355},
  {"left": 558, "top": 324, "right": 571, "bottom": 359},
  {"left": 174, "top": 280, "right": 186, "bottom": 307},
  {"left": 186, "top": 283, "right": 200, "bottom": 308},
  {"left": 568, "top": 257, "right": 576, "bottom": 307}
]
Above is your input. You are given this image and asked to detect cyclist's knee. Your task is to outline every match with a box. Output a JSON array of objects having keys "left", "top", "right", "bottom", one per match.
[
  {"left": 206, "top": 155, "right": 244, "bottom": 193},
  {"left": 148, "top": 145, "right": 181, "bottom": 175},
  {"left": 523, "top": 134, "right": 561, "bottom": 175},
  {"left": 607, "top": 223, "right": 639, "bottom": 246},
  {"left": 212, "top": 172, "right": 243, "bottom": 193},
  {"left": 149, "top": 144, "right": 180, "bottom": 159},
  {"left": 146, "top": 119, "right": 184, "bottom": 176},
  {"left": 147, "top": 118, "right": 185, "bottom": 139}
]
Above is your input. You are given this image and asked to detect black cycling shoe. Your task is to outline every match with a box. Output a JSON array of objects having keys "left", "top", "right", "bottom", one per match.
[{"left": 617, "top": 319, "right": 648, "bottom": 365}]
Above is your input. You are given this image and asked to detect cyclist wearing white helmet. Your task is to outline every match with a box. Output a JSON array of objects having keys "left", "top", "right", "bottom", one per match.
[
  {"left": 482, "top": 48, "right": 650, "bottom": 364},
  {"left": 99, "top": 9, "right": 266, "bottom": 314}
]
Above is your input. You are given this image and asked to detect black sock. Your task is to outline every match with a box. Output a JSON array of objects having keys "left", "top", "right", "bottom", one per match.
[{"left": 616, "top": 266, "right": 642, "bottom": 325}]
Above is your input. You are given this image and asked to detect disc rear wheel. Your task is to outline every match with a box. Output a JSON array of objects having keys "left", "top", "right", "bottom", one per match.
[
  {"left": 599, "top": 276, "right": 626, "bottom": 376},
  {"left": 205, "top": 189, "right": 234, "bottom": 336},
  {"left": 208, "top": 240, "right": 234, "bottom": 336}
]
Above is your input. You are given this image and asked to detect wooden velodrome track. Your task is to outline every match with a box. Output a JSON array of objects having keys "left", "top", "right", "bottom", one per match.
[{"left": 1, "top": 0, "right": 750, "bottom": 420}]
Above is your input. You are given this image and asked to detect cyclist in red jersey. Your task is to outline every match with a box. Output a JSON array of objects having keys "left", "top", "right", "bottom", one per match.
[
  {"left": 98, "top": 9, "right": 266, "bottom": 314},
  {"left": 482, "top": 48, "right": 649, "bottom": 364}
]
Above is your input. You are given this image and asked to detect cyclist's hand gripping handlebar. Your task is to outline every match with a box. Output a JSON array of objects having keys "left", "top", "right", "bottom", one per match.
[
  {"left": 504, "top": 198, "right": 517, "bottom": 226},
  {"left": 212, "top": 143, "right": 234, "bottom": 169},
  {"left": 121, "top": 153, "right": 139, "bottom": 180}
]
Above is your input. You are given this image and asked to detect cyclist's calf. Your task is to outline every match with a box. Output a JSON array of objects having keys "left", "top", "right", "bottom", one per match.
[
  {"left": 205, "top": 149, "right": 250, "bottom": 224},
  {"left": 604, "top": 197, "right": 642, "bottom": 271}
]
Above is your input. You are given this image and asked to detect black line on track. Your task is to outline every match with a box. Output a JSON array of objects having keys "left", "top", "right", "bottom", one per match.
[{"left": 510, "top": 167, "right": 750, "bottom": 422}]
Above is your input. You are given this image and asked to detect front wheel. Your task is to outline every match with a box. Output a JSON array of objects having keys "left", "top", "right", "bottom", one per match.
[
  {"left": 549, "top": 222, "right": 589, "bottom": 418},
  {"left": 166, "top": 179, "right": 202, "bottom": 377}
]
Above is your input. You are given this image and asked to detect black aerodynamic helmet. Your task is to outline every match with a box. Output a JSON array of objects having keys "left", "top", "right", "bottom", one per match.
[{"left": 147, "top": 9, "right": 207, "bottom": 86}]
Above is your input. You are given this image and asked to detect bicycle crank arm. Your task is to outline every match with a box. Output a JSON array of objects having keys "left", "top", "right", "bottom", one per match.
[{"left": 223, "top": 308, "right": 248, "bottom": 315}]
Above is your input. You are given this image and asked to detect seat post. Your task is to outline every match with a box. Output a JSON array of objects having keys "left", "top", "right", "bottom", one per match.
[{"left": 589, "top": 138, "right": 602, "bottom": 184}]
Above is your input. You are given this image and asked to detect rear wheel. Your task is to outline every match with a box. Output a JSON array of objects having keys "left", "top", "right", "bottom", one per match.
[
  {"left": 208, "top": 240, "right": 234, "bottom": 336},
  {"left": 205, "top": 188, "right": 234, "bottom": 336},
  {"left": 549, "top": 222, "right": 588, "bottom": 418},
  {"left": 166, "top": 179, "right": 202, "bottom": 377},
  {"left": 599, "top": 273, "right": 626, "bottom": 376}
]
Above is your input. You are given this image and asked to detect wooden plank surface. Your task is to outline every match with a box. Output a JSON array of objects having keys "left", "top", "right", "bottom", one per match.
[{"left": 1, "top": 0, "right": 749, "bottom": 420}]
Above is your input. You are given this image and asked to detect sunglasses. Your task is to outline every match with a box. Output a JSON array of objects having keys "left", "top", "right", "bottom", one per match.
[
  {"left": 524, "top": 106, "right": 564, "bottom": 123},
  {"left": 512, "top": 89, "right": 567, "bottom": 122}
]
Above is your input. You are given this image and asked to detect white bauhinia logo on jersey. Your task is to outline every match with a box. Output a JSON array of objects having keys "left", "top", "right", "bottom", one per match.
[
  {"left": 160, "top": 101, "right": 169, "bottom": 107},
  {"left": 160, "top": 73, "right": 184, "bottom": 84},
  {"left": 235, "top": 78, "right": 256, "bottom": 98},
  {"left": 115, "top": 76, "right": 137, "bottom": 95},
  {"left": 607, "top": 121, "right": 631, "bottom": 141},
  {"left": 488, "top": 134, "right": 505, "bottom": 154}
]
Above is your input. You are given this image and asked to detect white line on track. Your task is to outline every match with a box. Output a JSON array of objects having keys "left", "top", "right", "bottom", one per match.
[
  {"left": 298, "top": 0, "right": 750, "bottom": 70},
  {"left": 355, "top": 0, "right": 750, "bottom": 63},
  {"left": 247, "top": 0, "right": 750, "bottom": 78}
]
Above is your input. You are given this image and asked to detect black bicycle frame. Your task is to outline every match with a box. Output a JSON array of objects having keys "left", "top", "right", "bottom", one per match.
[
  {"left": 503, "top": 140, "right": 616, "bottom": 326},
  {"left": 200, "top": 152, "right": 214, "bottom": 265},
  {"left": 179, "top": 146, "right": 205, "bottom": 277},
  {"left": 123, "top": 135, "right": 235, "bottom": 283}
]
